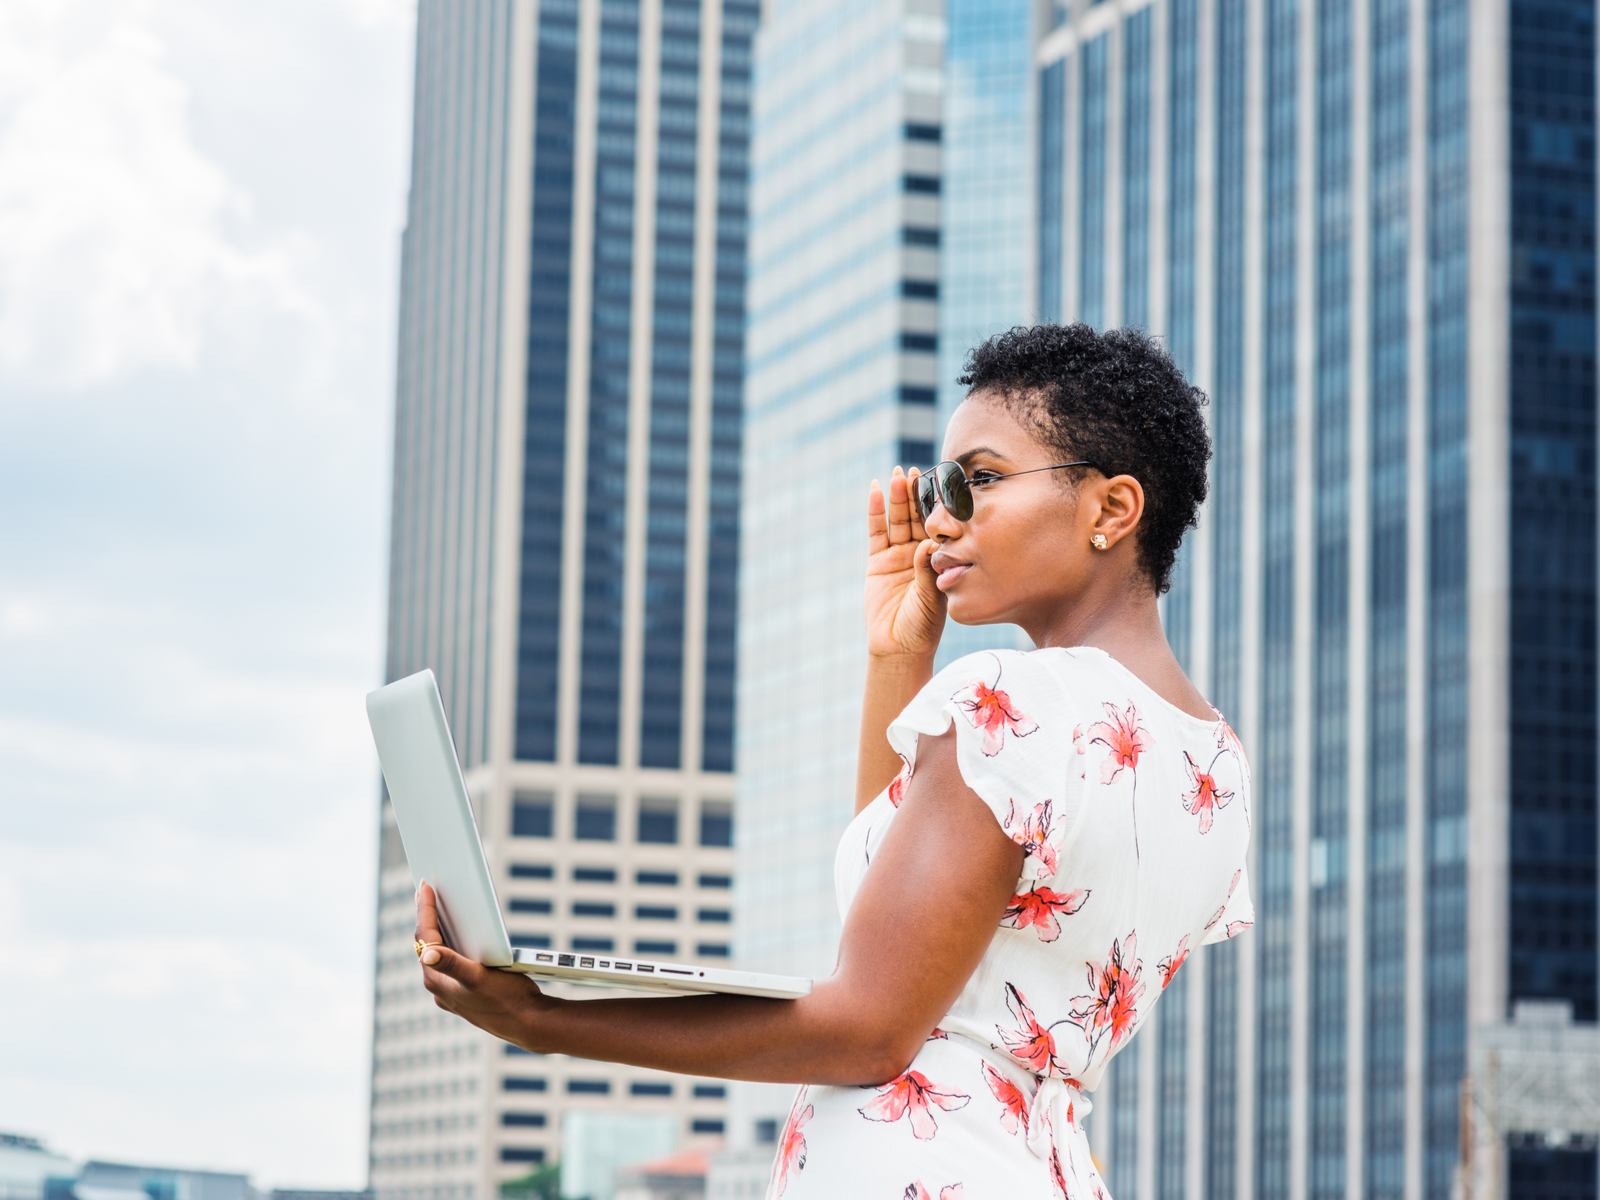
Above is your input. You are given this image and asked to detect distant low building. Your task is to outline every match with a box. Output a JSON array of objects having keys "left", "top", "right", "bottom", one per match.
[
  {"left": 0, "top": 1134, "right": 73, "bottom": 1200},
  {"left": 613, "top": 1147, "right": 709, "bottom": 1200}
]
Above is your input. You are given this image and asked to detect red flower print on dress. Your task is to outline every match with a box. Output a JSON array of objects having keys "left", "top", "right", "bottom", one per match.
[
  {"left": 888, "top": 757, "right": 912, "bottom": 807},
  {"left": 1046, "top": 1112, "right": 1070, "bottom": 1199},
  {"left": 1226, "top": 919, "right": 1254, "bottom": 938},
  {"left": 858, "top": 1070, "right": 971, "bottom": 1140},
  {"left": 770, "top": 1091, "right": 812, "bottom": 1198},
  {"left": 903, "top": 1185, "right": 964, "bottom": 1200},
  {"left": 1205, "top": 869, "right": 1244, "bottom": 933},
  {"left": 1181, "top": 750, "right": 1235, "bottom": 833},
  {"left": 1157, "top": 935, "right": 1190, "bottom": 989},
  {"left": 1002, "top": 799, "right": 1063, "bottom": 877},
  {"left": 1002, "top": 885, "right": 1089, "bottom": 943},
  {"left": 927, "top": 1027, "right": 949, "bottom": 1040},
  {"left": 1087, "top": 700, "right": 1152, "bottom": 783},
  {"left": 996, "top": 982, "right": 1060, "bottom": 1074},
  {"left": 1067, "top": 932, "right": 1146, "bottom": 1055},
  {"left": 980, "top": 1061, "right": 1029, "bottom": 1137},
  {"left": 952, "top": 659, "right": 1039, "bottom": 756},
  {"left": 1087, "top": 700, "right": 1154, "bottom": 857}
]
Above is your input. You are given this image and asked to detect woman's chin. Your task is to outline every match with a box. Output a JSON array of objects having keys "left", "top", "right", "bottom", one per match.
[{"left": 945, "top": 594, "right": 1003, "bottom": 627}]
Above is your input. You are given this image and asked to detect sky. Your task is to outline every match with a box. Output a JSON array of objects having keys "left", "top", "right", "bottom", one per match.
[{"left": 0, "top": 0, "right": 415, "bottom": 1186}]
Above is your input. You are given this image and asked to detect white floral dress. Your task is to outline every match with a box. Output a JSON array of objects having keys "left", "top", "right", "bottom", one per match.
[{"left": 766, "top": 646, "right": 1255, "bottom": 1200}]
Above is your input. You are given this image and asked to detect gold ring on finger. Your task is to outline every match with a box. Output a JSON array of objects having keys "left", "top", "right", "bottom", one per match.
[{"left": 415, "top": 940, "right": 443, "bottom": 959}]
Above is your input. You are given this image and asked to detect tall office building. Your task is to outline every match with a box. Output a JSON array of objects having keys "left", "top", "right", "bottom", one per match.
[
  {"left": 369, "top": 0, "right": 756, "bottom": 1194},
  {"left": 1037, "top": 2, "right": 1597, "bottom": 1200},
  {"left": 726, "top": 0, "right": 949, "bottom": 1151}
]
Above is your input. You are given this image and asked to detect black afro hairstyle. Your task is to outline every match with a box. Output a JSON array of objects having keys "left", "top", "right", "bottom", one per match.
[{"left": 956, "top": 323, "right": 1210, "bottom": 595}]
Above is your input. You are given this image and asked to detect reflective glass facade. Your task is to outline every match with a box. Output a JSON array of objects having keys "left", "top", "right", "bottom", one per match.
[{"left": 1034, "top": 0, "right": 1595, "bottom": 1196}]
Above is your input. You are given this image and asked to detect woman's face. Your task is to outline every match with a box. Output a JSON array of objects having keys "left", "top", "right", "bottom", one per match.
[{"left": 926, "top": 391, "right": 1115, "bottom": 629}]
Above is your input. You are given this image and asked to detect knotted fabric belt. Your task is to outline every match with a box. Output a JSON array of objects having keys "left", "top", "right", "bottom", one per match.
[{"left": 944, "top": 1030, "right": 1091, "bottom": 1163}]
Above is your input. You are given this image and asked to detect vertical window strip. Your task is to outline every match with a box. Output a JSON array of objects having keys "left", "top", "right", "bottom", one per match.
[
  {"left": 1364, "top": 0, "right": 1410, "bottom": 1190},
  {"left": 1505, "top": 0, "right": 1598, "bottom": 1043},
  {"left": 1111, "top": 1040, "right": 1141, "bottom": 1200},
  {"left": 1309, "top": 0, "right": 1353, "bottom": 1196},
  {"left": 1080, "top": 33, "right": 1108, "bottom": 329},
  {"left": 1123, "top": 7, "right": 1152, "bottom": 331},
  {"left": 1167, "top": 0, "right": 1199, "bottom": 376},
  {"left": 1157, "top": 971, "right": 1189, "bottom": 1200},
  {"left": 1206, "top": 1, "right": 1248, "bottom": 1196},
  {"left": 1039, "top": 59, "right": 1067, "bottom": 323},
  {"left": 577, "top": 0, "right": 643, "bottom": 766},
  {"left": 1423, "top": 0, "right": 1471, "bottom": 1192},
  {"left": 639, "top": 2, "right": 703, "bottom": 770},
  {"left": 515, "top": 0, "right": 581, "bottom": 761},
  {"left": 701, "top": 0, "right": 757, "bottom": 774},
  {"left": 1255, "top": 0, "right": 1298, "bottom": 1195}
]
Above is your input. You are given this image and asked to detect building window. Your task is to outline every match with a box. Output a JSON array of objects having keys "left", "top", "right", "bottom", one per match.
[
  {"left": 635, "top": 939, "right": 677, "bottom": 956},
  {"left": 575, "top": 795, "right": 616, "bottom": 841},
  {"left": 510, "top": 864, "right": 554, "bottom": 880},
  {"left": 902, "top": 225, "right": 940, "bottom": 247},
  {"left": 509, "top": 899, "right": 552, "bottom": 915},
  {"left": 572, "top": 902, "right": 616, "bottom": 918},
  {"left": 637, "top": 870, "right": 679, "bottom": 886},
  {"left": 901, "top": 279, "right": 939, "bottom": 299},
  {"left": 637, "top": 797, "right": 679, "bottom": 845},
  {"left": 692, "top": 1119, "right": 726, "bottom": 1135},
  {"left": 510, "top": 934, "right": 551, "bottom": 949},
  {"left": 898, "top": 385, "right": 936, "bottom": 405},
  {"left": 501, "top": 1113, "right": 546, "bottom": 1127},
  {"left": 636, "top": 905, "right": 678, "bottom": 921},
  {"left": 904, "top": 121, "right": 941, "bottom": 141},
  {"left": 700, "top": 801, "right": 733, "bottom": 847},
  {"left": 504, "top": 1044, "right": 539, "bottom": 1056},
  {"left": 755, "top": 1119, "right": 778, "bottom": 1145},
  {"left": 898, "top": 440, "right": 935, "bottom": 468},
  {"left": 696, "top": 943, "right": 731, "bottom": 958},
  {"left": 574, "top": 866, "right": 617, "bottom": 883},
  {"left": 899, "top": 333, "right": 937, "bottom": 352},
  {"left": 694, "top": 1084, "right": 726, "bottom": 1099},
  {"left": 631, "top": 1082, "right": 673, "bottom": 1097},
  {"left": 902, "top": 173, "right": 941, "bottom": 194},
  {"left": 698, "top": 873, "right": 732, "bottom": 889},
  {"left": 503, "top": 1078, "right": 547, "bottom": 1092},
  {"left": 566, "top": 1080, "right": 611, "bottom": 1095},
  {"left": 512, "top": 792, "right": 554, "bottom": 838},
  {"left": 697, "top": 908, "right": 731, "bottom": 924},
  {"left": 572, "top": 937, "right": 614, "bottom": 952},
  {"left": 499, "top": 1149, "right": 545, "bottom": 1164}
]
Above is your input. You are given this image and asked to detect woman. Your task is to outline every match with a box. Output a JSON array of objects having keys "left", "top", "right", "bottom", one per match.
[{"left": 413, "top": 324, "right": 1254, "bottom": 1199}]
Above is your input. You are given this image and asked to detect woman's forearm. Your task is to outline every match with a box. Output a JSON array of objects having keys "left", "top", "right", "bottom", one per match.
[
  {"left": 515, "top": 978, "right": 906, "bottom": 1086},
  {"left": 854, "top": 651, "right": 934, "bottom": 811}
]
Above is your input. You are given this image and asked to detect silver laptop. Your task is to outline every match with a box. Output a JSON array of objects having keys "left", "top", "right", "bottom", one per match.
[{"left": 365, "top": 669, "right": 811, "bottom": 1001}]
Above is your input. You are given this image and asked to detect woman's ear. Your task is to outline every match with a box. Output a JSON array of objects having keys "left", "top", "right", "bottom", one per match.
[{"left": 1090, "top": 474, "right": 1145, "bottom": 549}]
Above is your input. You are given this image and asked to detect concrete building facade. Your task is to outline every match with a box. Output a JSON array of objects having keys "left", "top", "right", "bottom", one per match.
[{"left": 370, "top": 1, "right": 757, "bottom": 1195}]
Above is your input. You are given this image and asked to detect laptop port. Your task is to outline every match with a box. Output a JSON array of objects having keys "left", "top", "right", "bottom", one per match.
[
  {"left": 615, "top": 961, "right": 632, "bottom": 970},
  {"left": 661, "top": 968, "right": 692, "bottom": 976},
  {"left": 637, "top": 964, "right": 655, "bottom": 973},
  {"left": 535, "top": 953, "right": 554, "bottom": 963},
  {"left": 558, "top": 954, "right": 575, "bottom": 967},
  {"left": 579, "top": 957, "right": 594, "bottom": 968},
  {"left": 597, "top": 960, "right": 610, "bottom": 968}
]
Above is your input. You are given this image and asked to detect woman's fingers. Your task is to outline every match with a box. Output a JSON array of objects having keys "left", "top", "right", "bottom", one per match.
[
  {"left": 906, "top": 467, "right": 928, "bottom": 544},
  {"left": 867, "top": 478, "right": 889, "bottom": 554},
  {"left": 884, "top": 467, "right": 914, "bottom": 545},
  {"left": 415, "top": 880, "right": 445, "bottom": 951}
]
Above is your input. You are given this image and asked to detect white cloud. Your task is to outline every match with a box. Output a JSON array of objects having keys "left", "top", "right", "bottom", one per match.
[
  {"left": 0, "top": 3, "right": 319, "bottom": 388},
  {"left": 0, "top": 0, "right": 414, "bottom": 1187}
]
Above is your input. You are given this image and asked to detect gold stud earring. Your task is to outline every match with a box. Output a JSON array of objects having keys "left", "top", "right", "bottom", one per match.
[{"left": 1091, "top": 534, "right": 1109, "bottom": 550}]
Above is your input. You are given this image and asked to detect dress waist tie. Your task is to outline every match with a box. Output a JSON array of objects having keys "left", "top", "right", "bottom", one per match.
[{"left": 944, "top": 1031, "right": 1091, "bottom": 1163}]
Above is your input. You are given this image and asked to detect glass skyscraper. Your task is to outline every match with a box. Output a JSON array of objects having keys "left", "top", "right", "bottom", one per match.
[
  {"left": 1037, "top": 2, "right": 1596, "bottom": 1200},
  {"left": 370, "top": 0, "right": 755, "bottom": 1192},
  {"left": 725, "top": 0, "right": 950, "bottom": 1154}
]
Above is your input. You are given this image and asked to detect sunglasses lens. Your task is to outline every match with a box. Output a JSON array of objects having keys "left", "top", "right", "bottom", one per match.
[
  {"left": 937, "top": 461, "right": 973, "bottom": 521},
  {"left": 914, "top": 472, "right": 938, "bottom": 521}
]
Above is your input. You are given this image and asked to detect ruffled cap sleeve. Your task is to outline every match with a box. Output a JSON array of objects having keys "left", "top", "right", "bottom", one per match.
[{"left": 886, "top": 649, "right": 1084, "bottom": 881}]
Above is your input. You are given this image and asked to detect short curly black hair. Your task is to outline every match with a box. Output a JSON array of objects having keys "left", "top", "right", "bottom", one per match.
[{"left": 957, "top": 323, "right": 1210, "bottom": 594}]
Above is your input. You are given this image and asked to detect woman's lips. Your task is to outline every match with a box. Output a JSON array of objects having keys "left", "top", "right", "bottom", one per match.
[{"left": 930, "top": 551, "right": 972, "bottom": 590}]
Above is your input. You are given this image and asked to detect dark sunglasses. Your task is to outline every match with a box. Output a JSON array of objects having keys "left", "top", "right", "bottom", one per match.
[{"left": 913, "top": 459, "right": 1100, "bottom": 522}]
